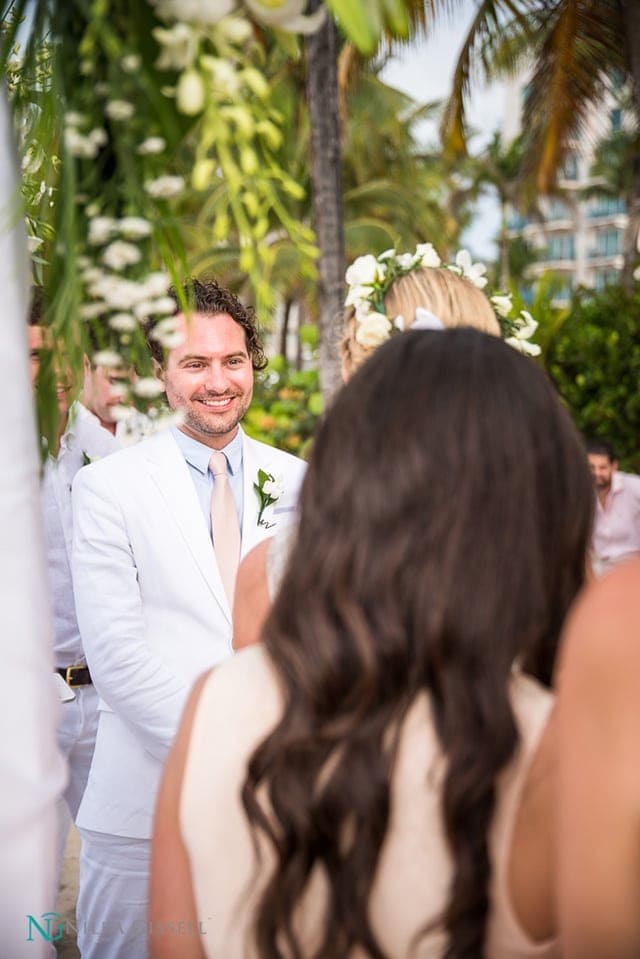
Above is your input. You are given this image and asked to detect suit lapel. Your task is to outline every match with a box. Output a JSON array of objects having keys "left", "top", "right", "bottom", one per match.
[
  {"left": 241, "top": 433, "right": 278, "bottom": 557},
  {"left": 146, "top": 431, "right": 231, "bottom": 622}
]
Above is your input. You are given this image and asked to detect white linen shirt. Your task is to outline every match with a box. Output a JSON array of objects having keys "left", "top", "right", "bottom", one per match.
[
  {"left": 41, "top": 403, "right": 119, "bottom": 667},
  {"left": 591, "top": 469, "right": 640, "bottom": 570}
]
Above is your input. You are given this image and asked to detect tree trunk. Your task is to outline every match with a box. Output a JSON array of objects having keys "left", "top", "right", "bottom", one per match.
[
  {"left": 621, "top": 0, "right": 640, "bottom": 289},
  {"left": 499, "top": 198, "right": 510, "bottom": 289},
  {"left": 305, "top": 0, "right": 344, "bottom": 402},
  {"left": 279, "top": 298, "right": 292, "bottom": 361}
]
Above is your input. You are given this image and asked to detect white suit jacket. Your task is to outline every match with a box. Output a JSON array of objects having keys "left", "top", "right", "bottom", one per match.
[{"left": 71, "top": 427, "right": 306, "bottom": 839}]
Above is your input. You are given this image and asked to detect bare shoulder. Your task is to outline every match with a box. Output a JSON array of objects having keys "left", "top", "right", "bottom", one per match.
[
  {"left": 233, "top": 540, "right": 272, "bottom": 650},
  {"left": 239, "top": 539, "right": 271, "bottom": 584},
  {"left": 559, "top": 559, "right": 640, "bottom": 681},
  {"left": 557, "top": 561, "right": 640, "bottom": 738}
]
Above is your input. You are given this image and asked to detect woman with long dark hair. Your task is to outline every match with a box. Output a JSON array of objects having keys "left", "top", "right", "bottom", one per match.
[{"left": 150, "top": 328, "right": 592, "bottom": 959}]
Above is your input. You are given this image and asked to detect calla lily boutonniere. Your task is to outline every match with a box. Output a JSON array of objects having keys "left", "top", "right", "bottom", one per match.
[{"left": 254, "top": 468, "right": 284, "bottom": 528}]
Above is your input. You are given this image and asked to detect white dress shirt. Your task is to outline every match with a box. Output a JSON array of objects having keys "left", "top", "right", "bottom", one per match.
[{"left": 42, "top": 402, "right": 119, "bottom": 666}]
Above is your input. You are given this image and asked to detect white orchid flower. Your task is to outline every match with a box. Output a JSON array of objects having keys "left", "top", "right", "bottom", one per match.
[
  {"left": 137, "top": 137, "right": 166, "bottom": 155},
  {"left": 88, "top": 216, "right": 118, "bottom": 246},
  {"left": 102, "top": 241, "right": 142, "bottom": 271},
  {"left": 153, "top": 23, "right": 198, "bottom": 71},
  {"left": 345, "top": 254, "right": 384, "bottom": 288},
  {"left": 93, "top": 350, "right": 123, "bottom": 368},
  {"left": 515, "top": 310, "right": 538, "bottom": 339},
  {"left": 153, "top": 0, "right": 235, "bottom": 23},
  {"left": 243, "top": 0, "right": 326, "bottom": 33},
  {"left": 355, "top": 312, "right": 392, "bottom": 348},
  {"left": 490, "top": 294, "right": 513, "bottom": 318},
  {"left": 505, "top": 311, "right": 541, "bottom": 356},
  {"left": 415, "top": 242, "right": 441, "bottom": 268},
  {"left": 144, "top": 175, "right": 185, "bottom": 199},
  {"left": 142, "top": 272, "right": 172, "bottom": 298},
  {"left": 262, "top": 474, "right": 284, "bottom": 499},
  {"left": 176, "top": 69, "right": 206, "bottom": 115},
  {"left": 119, "top": 217, "right": 153, "bottom": 239},
  {"left": 105, "top": 100, "right": 135, "bottom": 121},
  {"left": 217, "top": 15, "right": 254, "bottom": 43},
  {"left": 505, "top": 337, "right": 542, "bottom": 357},
  {"left": 343, "top": 287, "right": 369, "bottom": 311},
  {"left": 109, "top": 313, "right": 138, "bottom": 332},
  {"left": 455, "top": 249, "right": 488, "bottom": 289},
  {"left": 396, "top": 252, "right": 414, "bottom": 269},
  {"left": 133, "top": 377, "right": 165, "bottom": 399}
]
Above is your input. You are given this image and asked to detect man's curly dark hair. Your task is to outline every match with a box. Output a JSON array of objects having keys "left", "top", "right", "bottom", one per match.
[{"left": 145, "top": 278, "right": 267, "bottom": 371}]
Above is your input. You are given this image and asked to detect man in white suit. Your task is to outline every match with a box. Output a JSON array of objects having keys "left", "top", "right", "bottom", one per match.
[
  {"left": 30, "top": 297, "right": 127, "bottom": 886},
  {"left": 71, "top": 279, "right": 306, "bottom": 959}
]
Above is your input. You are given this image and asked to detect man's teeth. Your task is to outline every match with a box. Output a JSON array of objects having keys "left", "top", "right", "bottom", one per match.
[{"left": 200, "top": 397, "right": 232, "bottom": 407}]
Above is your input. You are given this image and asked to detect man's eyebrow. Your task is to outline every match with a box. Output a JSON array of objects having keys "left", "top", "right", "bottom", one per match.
[
  {"left": 178, "top": 350, "right": 248, "bottom": 363},
  {"left": 177, "top": 353, "right": 208, "bottom": 363}
]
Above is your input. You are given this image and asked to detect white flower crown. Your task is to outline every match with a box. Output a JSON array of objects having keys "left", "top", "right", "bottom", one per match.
[{"left": 345, "top": 243, "right": 541, "bottom": 357}]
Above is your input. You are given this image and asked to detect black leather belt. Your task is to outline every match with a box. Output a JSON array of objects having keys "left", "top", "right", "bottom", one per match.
[{"left": 56, "top": 665, "right": 92, "bottom": 687}]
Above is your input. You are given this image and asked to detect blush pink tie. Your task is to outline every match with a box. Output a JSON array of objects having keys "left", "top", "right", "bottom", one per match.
[{"left": 209, "top": 451, "right": 241, "bottom": 607}]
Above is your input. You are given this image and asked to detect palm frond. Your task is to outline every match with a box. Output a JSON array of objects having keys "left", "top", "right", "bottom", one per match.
[
  {"left": 440, "top": 0, "right": 533, "bottom": 156},
  {"left": 522, "top": 0, "right": 626, "bottom": 191}
]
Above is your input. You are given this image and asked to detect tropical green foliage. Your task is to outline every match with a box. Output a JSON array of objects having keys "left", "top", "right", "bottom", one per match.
[
  {"left": 545, "top": 286, "right": 640, "bottom": 471},
  {"left": 244, "top": 353, "right": 323, "bottom": 459}
]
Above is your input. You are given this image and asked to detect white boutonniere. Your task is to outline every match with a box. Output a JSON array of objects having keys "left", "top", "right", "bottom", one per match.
[{"left": 254, "top": 468, "right": 284, "bottom": 528}]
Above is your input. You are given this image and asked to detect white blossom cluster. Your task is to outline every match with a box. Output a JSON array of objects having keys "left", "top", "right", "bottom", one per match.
[
  {"left": 79, "top": 209, "right": 185, "bottom": 387},
  {"left": 345, "top": 243, "right": 541, "bottom": 356},
  {"left": 64, "top": 112, "right": 108, "bottom": 160},
  {"left": 151, "top": 0, "right": 325, "bottom": 36}
]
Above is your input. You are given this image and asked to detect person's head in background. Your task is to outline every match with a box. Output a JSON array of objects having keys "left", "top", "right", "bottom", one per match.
[
  {"left": 27, "top": 287, "right": 73, "bottom": 429},
  {"left": 340, "top": 262, "right": 500, "bottom": 379},
  {"left": 82, "top": 325, "right": 129, "bottom": 436},
  {"left": 30, "top": 291, "right": 127, "bottom": 437},
  {"left": 245, "top": 328, "right": 593, "bottom": 958},
  {"left": 586, "top": 437, "right": 617, "bottom": 496}
]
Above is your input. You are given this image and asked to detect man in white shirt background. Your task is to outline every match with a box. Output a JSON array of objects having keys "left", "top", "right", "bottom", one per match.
[
  {"left": 29, "top": 295, "right": 127, "bottom": 879},
  {"left": 587, "top": 436, "right": 640, "bottom": 575}
]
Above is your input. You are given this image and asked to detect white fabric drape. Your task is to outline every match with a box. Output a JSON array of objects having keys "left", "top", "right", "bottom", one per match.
[{"left": 0, "top": 87, "right": 66, "bottom": 958}]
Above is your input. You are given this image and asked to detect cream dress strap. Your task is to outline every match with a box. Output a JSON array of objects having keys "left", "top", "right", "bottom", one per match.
[
  {"left": 265, "top": 522, "right": 297, "bottom": 599},
  {"left": 486, "top": 673, "right": 558, "bottom": 957}
]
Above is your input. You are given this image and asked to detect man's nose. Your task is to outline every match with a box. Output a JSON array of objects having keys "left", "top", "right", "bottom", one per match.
[{"left": 203, "top": 364, "right": 228, "bottom": 392}]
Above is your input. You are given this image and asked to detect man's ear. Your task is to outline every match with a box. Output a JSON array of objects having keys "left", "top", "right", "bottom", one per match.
[
  {"left": 83, "top": 353, "right": 92, "bottom": 376},
  {"left": 152, "top": 358, "right": 165, "bottom": 387},
  {"left": 612, "top": 459, "right": 619, "bottom": 472}
]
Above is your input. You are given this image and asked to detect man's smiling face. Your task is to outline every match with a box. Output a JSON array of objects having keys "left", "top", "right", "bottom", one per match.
[{"left": 161, "top": 311, "right": 254, "bottom": 450}]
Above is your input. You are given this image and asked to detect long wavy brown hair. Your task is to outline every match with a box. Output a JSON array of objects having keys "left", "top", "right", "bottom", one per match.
[{"left": 242, "top": 329, "right": 593, "bottom": 958}]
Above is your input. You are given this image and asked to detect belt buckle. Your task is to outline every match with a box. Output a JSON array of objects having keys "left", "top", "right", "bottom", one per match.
[{"left": 65, "top": 665, "right": 84, "bottom": 687}]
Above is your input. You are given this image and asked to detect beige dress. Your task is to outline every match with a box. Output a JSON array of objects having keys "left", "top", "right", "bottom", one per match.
[{"left": 180, "top": 647, "right": 557, "bottom": 958}]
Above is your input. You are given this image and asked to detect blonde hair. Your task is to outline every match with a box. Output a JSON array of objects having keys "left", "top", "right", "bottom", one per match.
[{"left": 340, "top": 267, "right": 500, "bottom": 379}]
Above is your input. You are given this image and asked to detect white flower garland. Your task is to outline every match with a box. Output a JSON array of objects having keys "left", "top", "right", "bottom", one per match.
[{"left": 345, "top": 243, "right": 541, "bottom": 357}]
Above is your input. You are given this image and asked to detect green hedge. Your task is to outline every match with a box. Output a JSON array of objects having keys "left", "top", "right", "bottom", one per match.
[{"left": 546, "top": 286, "right": 640, "bottom": 471}]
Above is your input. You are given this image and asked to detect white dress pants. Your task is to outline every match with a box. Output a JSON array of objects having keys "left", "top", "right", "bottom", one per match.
[
  {"left": 55, "top": 684, "right": 99, "bottom": 884},
  {"left": 77, "top": 829, "right": 151, "bottom": 959}
]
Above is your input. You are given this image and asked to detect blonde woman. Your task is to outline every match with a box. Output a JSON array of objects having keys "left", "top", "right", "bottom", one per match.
[{"left": 233, "top": 243, "right": 537, "bottom": 650}]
